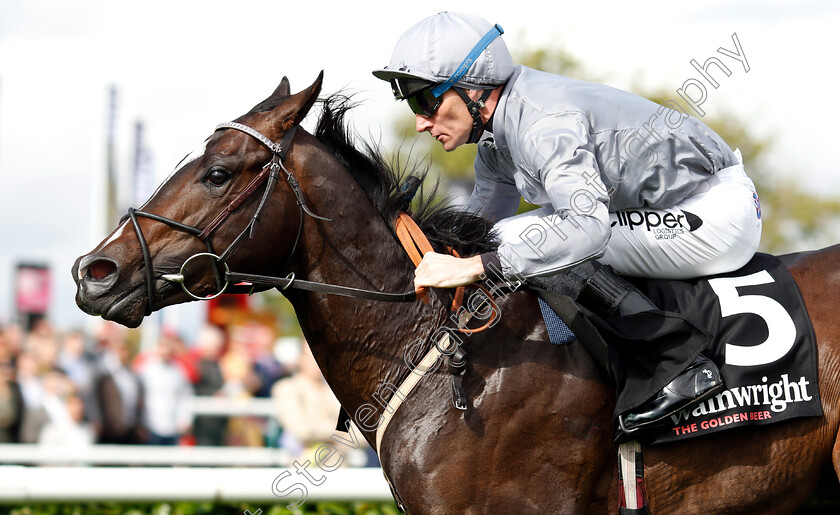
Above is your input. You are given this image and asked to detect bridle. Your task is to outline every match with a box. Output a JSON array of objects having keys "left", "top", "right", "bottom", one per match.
[
  {"left": 120, "top": 121, "right": 418, "bottom": 315},
  {"left": 120, "top": 118, "right": 497, "bottom": 447}
]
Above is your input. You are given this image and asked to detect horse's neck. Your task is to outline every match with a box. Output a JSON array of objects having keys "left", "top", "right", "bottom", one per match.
[{"left": 283, "top": 158, "right": 443, "bottom": 439}]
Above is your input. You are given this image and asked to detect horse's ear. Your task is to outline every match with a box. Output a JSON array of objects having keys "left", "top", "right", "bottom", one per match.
[
  {"left": 248, "top": 77, "right": 293, "bottom": 113},
  {"left": 274, "top": 77, "right": 291, "bottom": 98},
  {"left": 276, "top": 71, "right": 323, "bottom": 131}
]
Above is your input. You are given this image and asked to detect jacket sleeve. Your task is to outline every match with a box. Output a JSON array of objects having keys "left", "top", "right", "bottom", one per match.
[
  {"left": 495, "top": 112, "right": 612, "bottom": 279},
  {"left": 465, "top": 148, "right": 522, "bottom": 224}
]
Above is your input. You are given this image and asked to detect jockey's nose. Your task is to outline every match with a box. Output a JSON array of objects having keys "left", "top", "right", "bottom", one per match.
[{"left": 415, "top": 114, "right": 433, "bottom": 133}]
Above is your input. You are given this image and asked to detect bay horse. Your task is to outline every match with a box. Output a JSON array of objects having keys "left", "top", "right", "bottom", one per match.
[{"left": 72, "top": 74, "right": 840, "bottom": 513}]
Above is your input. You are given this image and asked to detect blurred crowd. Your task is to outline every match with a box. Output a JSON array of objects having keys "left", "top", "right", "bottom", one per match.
[{"left": 0, "top": 314, "right": 376, "bottom": 466}]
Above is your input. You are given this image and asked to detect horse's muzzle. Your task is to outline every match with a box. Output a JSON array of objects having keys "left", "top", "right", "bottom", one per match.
[{"left": 72, "top": 254, "right": 146, "bottom": 328}]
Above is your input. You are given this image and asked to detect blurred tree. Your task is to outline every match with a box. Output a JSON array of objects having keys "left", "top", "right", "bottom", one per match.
[{"left": 389, "top": 45, "right": 840, "bottom": 254}]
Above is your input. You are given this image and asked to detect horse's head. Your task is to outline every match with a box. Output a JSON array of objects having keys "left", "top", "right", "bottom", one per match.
[{"left": 73, "top": 74, "right": 323, "bottom": 328}]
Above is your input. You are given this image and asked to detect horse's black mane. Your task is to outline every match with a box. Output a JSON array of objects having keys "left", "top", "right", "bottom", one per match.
[{"left": 312, "top": 94, "right": 498, "bottom": 257}]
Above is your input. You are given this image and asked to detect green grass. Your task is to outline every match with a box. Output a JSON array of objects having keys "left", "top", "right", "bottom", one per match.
[{"left": 0, "top": 501, "right": 401, "bottom": 515}]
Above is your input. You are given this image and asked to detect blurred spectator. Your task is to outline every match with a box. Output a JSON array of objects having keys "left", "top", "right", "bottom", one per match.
[
  {"left": 272, "top": 342, "right": 341, "bottom": 457},
  {"left": 16, "top": 352, "right": 49, "bottom": 443},
  {"left": 273, "top": 336, "right": 303, "bottom": 374},
  {"left": 2, "top": 324, "right": 24, "bottom": 364},
  {"left": 38, "top": 386, "right": 95, "bottom": 447},
  {"left": 0, "top": 338, "right": 23, "bottom": 442},
  {"left": 137, "top": 333, "right": 194, "bottom": 445},
  {"left": 40, "top": 369, "right": 74, "bottom": 428},
  {"left": 58, "top": 329, "right": 95, "bottom": 396},
  {"left": 4, "top": 312, "right": 344, "bottom": 453},
  {"left": 170, "top": 330, "right": 199, "bottom": 384},
  {"left": 250, "top": 322, "right": 287, "bottom": 398},
  {"left": 92, "top": 332, "right": 144, "bottom": 445},
  {"left": 0, "top": 375, "right": 23, "bottom": 443},
  {"left": 220, "top": 325, "right": 259, "bottom": 397},
  {"left": 192, "top": 324, "right": 227, "bottom": 446},
  {"left": 220, "top": 323, "right": 264, "bottom": 447},
  {"left": 26, "top": 321, "right": 60, "bottom": 377}
]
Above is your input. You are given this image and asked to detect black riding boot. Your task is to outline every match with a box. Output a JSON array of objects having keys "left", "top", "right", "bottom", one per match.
[{"left": 577, "top": 265, "right": 723, "bottom": 435}]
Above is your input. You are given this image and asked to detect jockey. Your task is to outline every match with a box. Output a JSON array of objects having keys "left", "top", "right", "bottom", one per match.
[{"left": 373, "top": 12, "right": 762, "bottom": 435}]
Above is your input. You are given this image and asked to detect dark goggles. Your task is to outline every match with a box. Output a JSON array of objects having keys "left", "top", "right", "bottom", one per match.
[
  {"left": 390, "top": 78, "right": 433, "bottom": 99},
  {"left": 390, "top": 78, "right": 443, "bottom": 117},
  {"left": 406, "top": 87, "right": 443, "bottom": 117}
]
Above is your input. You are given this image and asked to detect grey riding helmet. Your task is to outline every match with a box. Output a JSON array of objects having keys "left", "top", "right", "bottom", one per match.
[{"left": 373, "top": 11, "right": 514, "bottom": 104}]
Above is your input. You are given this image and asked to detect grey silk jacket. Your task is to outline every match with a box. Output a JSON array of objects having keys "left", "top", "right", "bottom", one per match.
[{"left": 467, "top": 66, "right": 738, "bottom": 278}]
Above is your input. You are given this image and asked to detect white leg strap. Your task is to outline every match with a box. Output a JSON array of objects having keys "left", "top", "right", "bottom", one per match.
[{"left": 618, "top": 440, "right": 643, "bottom": 510}]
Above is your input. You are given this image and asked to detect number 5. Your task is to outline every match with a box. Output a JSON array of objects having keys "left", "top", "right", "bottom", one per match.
[{"left": 708, "top": 270, "right": 796, "bottom": 367}]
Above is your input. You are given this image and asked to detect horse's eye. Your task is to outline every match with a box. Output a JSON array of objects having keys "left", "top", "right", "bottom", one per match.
[{"left": 205, "top": 168, "right": 230, "bottom": 186}]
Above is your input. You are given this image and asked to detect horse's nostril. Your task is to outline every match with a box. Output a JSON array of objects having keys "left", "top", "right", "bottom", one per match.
[{"left": 87, "top": 260, "right": 117, "bottom": 280}]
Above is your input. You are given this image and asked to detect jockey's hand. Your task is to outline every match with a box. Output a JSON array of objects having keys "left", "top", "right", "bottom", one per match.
[{"left": 414, "top": 253, "right": 485, "bottom": 290}]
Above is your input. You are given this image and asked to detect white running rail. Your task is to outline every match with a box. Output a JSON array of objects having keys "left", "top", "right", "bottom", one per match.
[{"left": 0, "top": 466, "right": 392, "bottom": 503}]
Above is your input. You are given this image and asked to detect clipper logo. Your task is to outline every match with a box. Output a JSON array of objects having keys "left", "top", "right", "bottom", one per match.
[{"left": 611, "top": 209, "right": 703, "bottom": 240}]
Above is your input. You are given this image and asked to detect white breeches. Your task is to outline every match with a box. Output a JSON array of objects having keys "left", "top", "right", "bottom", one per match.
[{"left": 600, "top": 161, "right": 762, "bottom": 279}]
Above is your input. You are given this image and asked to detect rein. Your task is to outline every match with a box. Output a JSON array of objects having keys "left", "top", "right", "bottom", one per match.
[
  {"left": 222, "top": 270, "right": 418, "bottom": 302},
  {"left": 394, "top": 213, "right": 498, "bottom": 332}
]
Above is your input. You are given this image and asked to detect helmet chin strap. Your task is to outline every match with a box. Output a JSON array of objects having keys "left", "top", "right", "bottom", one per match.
[{"left": 454, "top": 88, "right": 494, "bottom": 144}]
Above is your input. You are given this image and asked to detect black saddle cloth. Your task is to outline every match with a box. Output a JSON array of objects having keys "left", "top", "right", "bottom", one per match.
[{"left": 534, "top": 253, "right": 821, "bottom": 443}]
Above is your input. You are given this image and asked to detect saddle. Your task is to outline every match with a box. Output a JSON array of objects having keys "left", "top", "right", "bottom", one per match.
[{"left": 534, "top": 252, "right": 822, "bottom": 444}]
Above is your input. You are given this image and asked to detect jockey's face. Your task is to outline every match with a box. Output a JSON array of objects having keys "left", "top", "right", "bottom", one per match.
[{"left": 414, "top": 89, "right": 475, "bottom": 151}]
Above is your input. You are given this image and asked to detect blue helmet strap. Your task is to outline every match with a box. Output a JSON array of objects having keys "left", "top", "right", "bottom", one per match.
[
  {"left": 431, "top": 24, "right": 504, "bottom": 98},
  {"left": 454, "top": 87, "right": 495, "bottom": 144}
]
